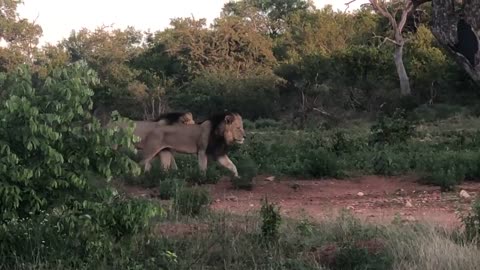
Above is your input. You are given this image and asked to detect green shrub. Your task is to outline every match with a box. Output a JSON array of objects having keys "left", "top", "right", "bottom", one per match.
[
  {"left": 332, "top": 243, "right": 393, "bottom": 270},
  {"left": 254, "top": 118, "right": 281, "bottom": 129},
  {"left": 260, "top": 198, "right": 282, "bottom": 242},
  {"left": 232, "top": 155, "right": 258, "bottom": 190},
  {"left": 461, "top": 198, "right": 480, "bottom": 242},
  {"left": 300, "top": 148, "right": 341, "bottom": 178},
  {"left": 370, "top": 108, "right": 415, "bottom": 146},
  {"left": 418, "top": 151, "right": 468, "bottom": 191},
  {"left": 0, "top": 196, "right": 162, "bottom": 268},
  {"left": 173, "top": 186, "right": 211, "bottom": 216},
  {"left": 0, "top": 62, "right": 140, "bottom": 221},
  {"left": 372, "top": 147, "right": 411, "bottom": 176},
  {"left": 158, "top": 178, "right": 185, "bottom": 200}
]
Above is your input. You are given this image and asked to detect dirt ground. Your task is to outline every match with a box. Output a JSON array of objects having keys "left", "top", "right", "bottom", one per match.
[{"left": 123, "top": 175, "right": 480, "bottom": 229}]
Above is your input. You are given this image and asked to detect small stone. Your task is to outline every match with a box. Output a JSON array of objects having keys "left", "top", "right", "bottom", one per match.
[
  {"left": 357, "top": 192, "right": 365, "bottom": 197},
  {"left": 265, "top": 176, "right": 275, "bottom": 182},
  {"left": 226, "top": 195, "right": 238, "bottom": 202},
  {"left": 460, "top": 190, "right": 471, "bottom": 199},
  {"left": 347, "top": 206, "right": 355, "bottom": 210},
  {"left": 404, "top": 216, "right": 416, "bottom": 222},
  {"left": 405, "top": 200, "right": 413, "bottom": 208},
  {"left": 249, "top": 204, "right": 254, "bottom": 207},
  {"left": 215, "top": 199, "right": 221, "bottom": 203}
]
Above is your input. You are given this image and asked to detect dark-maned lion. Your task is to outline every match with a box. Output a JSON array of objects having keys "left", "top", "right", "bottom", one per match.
[
  {"left": 108, "top": 112, "right": 195, "bottom": 169},
  {"left": 138, "top": 112, "right": 246, "bottom": 178}
]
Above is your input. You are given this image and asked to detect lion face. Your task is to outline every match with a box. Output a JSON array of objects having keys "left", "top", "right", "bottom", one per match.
[
  {"left": 181, "top": 112, "right": 195, "bottom": 125},
  {"left": 224, "top": 113, "right": 246, "bottom": 145}
]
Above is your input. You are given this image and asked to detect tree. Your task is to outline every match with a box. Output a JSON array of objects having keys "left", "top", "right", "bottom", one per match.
[
  {"left": 61, "top": 26, "right": 145, "bottom": 118},
  {"left": 428, "top": 0, "right": 480, "bottom": 85},
  {"left": 0, "top": 61, "right": 140, "bottom": 219},
  {"left": 0, "top": 0, "right": 42, "bottom": 72},
  {"left": 366, "top": 0, "right": 419, "bottom": 96},
  {"left": 222, "top": 0, "right": 312, "bottom": 36},
  {"left": 155, "top": 16, "right": 276, "bottom": 77}
]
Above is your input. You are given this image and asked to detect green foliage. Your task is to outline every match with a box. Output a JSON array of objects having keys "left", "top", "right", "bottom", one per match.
[
  {"left": 232, "top": 155, "right": 258, "bottom": 190},
  {"left": 0, "top": 195, "right": 163, "bottom": 268},
  {"left": 169, "top": 72, "right": 282, "bottom": 120},
  {"left": 300, "top": 147, "right": 341, "bottom": 178},
  {"left": 158, "top": 178, "right": 185, "bottom": 200},
  {"left": 461, "top": 199, "right": 480, "bottom": 242},
  {"left": 173, "top": 186, "right": 211, "bottom": 216},
  {"left": 332, "top": 243, "right": 393, "bottom": 270},
  {"left": 372, "top": 147, "right": 411, "bottom": 176},
  {"left": 370, "top": 109, "right": 416, "bottom": 146},
  {"left": 260, "top": 198, "right": 282, "bottom": 242},
  {"left": 0, "top": 62, "right": 140, "bottom": 220}
]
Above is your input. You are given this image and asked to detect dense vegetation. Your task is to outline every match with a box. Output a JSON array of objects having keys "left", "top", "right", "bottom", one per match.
[{"left": 2, "top": 0, "right": 480, "bottom": 269}]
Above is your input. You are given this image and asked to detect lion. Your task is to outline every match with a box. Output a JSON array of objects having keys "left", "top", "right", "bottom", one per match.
[
  {"left": 107, "top": 112, "right": 195, "bottom": 169},
  {"left": 138, "top": 112, "right": 246, "bottom": 178}
]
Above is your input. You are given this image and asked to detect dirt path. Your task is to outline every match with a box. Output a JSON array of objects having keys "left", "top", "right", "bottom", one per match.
[
  {"left": 208, "top": 175, "right": 480, "bottom": 228},
  {"left": 123, "top": 175, "right": 480, "bottom": 229}
]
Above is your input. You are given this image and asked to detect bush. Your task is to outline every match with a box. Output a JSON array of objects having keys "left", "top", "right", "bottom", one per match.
[
  {"left": 372, "top": 147, "right": 411, "bottom": 176},
  {"left": 173, "top": 186, "right": 211, "bottom": 216},
  {"left": 158, "top": 178, "right": 185, "bottom": 200},
  {"left": 168, "top": 72, "right": 282, "bottom": 120},
  {"left": 370, "top": 108, "right": 415, "bottom": 146},
  {"left": 461, "top": 198, "right": 480, "bottom": 242},
  {"left": 0, "top": 195, "right": 162, "bottom": 268},
  {"left": 0, "top": 62, "right": 140, "bottom": 221},
  {"left": 260, "top": 198, "right": 282, "bottom": 242},
  {"left": 300, "top": 148, "right": 341, "bottom": 178},
  {"left": 254, "top": 118, "right": 282, "bottom": 129},
  {"left": 231, "top": 155, "right": 258, "bottom": 190}
]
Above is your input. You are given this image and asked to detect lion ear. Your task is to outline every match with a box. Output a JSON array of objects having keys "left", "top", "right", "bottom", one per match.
[{"left": 225, "top": 115, "right": 234, "bottom": 124}]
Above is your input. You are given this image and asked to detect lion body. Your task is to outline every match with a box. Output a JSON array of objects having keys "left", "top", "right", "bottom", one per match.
[
  {"left": 107, "top": 112, "right": 195, "bottom": 169},
  {"left": 139, "top": 112, "right": 245, "bottom": 177}
]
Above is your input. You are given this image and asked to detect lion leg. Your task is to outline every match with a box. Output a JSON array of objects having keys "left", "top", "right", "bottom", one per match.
[
  {"left": 158, "top": 150, "right": 173, "bottom": 171},
  {"left": 139, "top": 135, "right": 164, "bottom": 173},
  {"left": 198, "top": 151, "right": 208, "bottom": 176},
  {"left": 217, "top": 155, "right": 239, "bottom": 178}
]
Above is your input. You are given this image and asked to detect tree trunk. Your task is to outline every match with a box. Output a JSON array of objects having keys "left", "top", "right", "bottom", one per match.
[
  {"left": 394, "top": 44, "right": 412, "bottom": 95},
  {"left": 429, "top": 0, "right": 480, "bottom": 84}
]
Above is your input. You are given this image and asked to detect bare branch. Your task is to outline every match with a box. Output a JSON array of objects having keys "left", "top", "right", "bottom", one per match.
[
  {"left": 373, "top": 33, "right": 400, "bottom": 46},
  {"left": 397, "top": 1, "right": 414, "bottom": 33},
  {"left": 344, "top": 0, "right": 358, "bottom": 12},
  {"left": 369, "top": 0, "right": 397, "bottom": 29}
]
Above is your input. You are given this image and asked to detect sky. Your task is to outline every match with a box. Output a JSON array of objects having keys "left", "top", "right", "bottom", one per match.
[{"left": 17, "top": 0, "right": 367, "bottom": 46}]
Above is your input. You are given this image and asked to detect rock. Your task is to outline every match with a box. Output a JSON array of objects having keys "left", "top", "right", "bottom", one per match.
[
  {"left": 357, "top": 192, "right": 365, "bottom": 197},
  {"left": 215, "top": 199, "right": 221, "bottom": 203},
  {"left": 226, "top": 195, "right": 238, "bottom": 202},
  {"left": 404, "top": 216, "right": 416, "bottom": 222},
  {"left": 405, "top": 200, "right": 413, "bottom": 208},
  {"left": 265, "top": 176, "right": 275, "bottom": 182},
  {"left": 460, "top": 190, "right": 471, "bottom": 200},
  {"left": 346, "top": 206, "right": 355, "bottom": 210},
  {"left": 249, "top": 204, "right": 254, "bottom": 207}
]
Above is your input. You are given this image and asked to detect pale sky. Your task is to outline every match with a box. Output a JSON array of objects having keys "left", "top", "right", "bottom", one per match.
[{"left": 17, "top": 0, "right": 367, "bottom": 46}]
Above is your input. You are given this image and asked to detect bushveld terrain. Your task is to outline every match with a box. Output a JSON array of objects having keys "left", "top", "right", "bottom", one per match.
[{"left": 3, "top": 0, "right": 480, "bottom": 269}]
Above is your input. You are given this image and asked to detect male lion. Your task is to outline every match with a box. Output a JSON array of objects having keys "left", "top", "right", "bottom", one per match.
[
  {"left": 108, "top": 111, "right": 195, "bottom": 169},
  {"left": 138, "top": 112, "right": 246, "bottom": 178}
]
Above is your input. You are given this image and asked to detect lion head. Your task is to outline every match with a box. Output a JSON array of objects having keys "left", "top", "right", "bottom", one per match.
[
  {"left": 221, "top": 113, "right": 246, "bottom": 145},
  {"left": 180, "top": 112, "right": 195, "bottom": 125}
]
